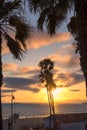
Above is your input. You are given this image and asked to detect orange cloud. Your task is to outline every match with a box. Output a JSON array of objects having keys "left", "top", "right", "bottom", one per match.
[
  {"left": 46, "top": 44, "right": 79, "bottom": 70},
  {"left": 3, "top": 63, "right": 18, "bottom": 71},
  {"left": 29, "top": 31, "right": 71, "bottom": 49},
  {"left": 2, "top": 30, "right": 71, "bottom": 54}
]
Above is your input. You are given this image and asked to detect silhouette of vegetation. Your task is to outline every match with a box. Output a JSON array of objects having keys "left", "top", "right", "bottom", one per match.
[
  {"left": 38, "top": 58, "right": 57, "bottom": 130},
  {"left": 0, "top": 0, "right": 32, "bottom": 130}
]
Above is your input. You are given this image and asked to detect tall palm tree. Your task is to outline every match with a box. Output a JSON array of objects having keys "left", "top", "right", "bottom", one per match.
[
  {"left": 0, "top": 0, "right": 32, "bottom": 129},
  {"left": 38, "top": 59, "right": 57, "bottom": 130},
  {"left": 28, "top": 0, "right": 87, "bottom": 96}
]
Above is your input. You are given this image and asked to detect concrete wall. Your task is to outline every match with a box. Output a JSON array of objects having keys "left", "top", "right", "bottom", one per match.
[{"left": 61, "top": 122, "right": 86, "bottom": 130}]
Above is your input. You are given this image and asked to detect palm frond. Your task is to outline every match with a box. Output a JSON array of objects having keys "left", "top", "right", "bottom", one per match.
[
  {"left": 39, "top": 73, "right": 45, "bottom": 83},
  {"left": 16, "top": 23, "right": 32, "bottom": 49},
  {"left": 29, "top": 0, "right": 74, "bottom": 35},
  {"left": 37, "top": 0, "right": 73, "bottom": 35},
  {"left": 38, "top": 6, "right": 66, "bottom": 35},
  {"left": 47, "top": 11, "right": 65, "bottom": 35},
  {"left": 4, "top": 0, "right": 21, "bottom": 11},
  {"left": 9, "top": 15, "right": 22, "bottom": 26},
  {"left": 0, "top": 0, "right": 21, "bottom": 18},
  {"left": 28, "top": 0, "right": 41, "bottom": 12},
  {"left": 55, "top": 0, "right": 71, "bottom": 17},
  {"left": 4, "top": 33, "right": 24, "bottom": 60},
  {"left": 9, "top": 15, "right": 32, "bottom": 49},
  {"left": 38, "top": 8, "right": 50, "bottom": 31},
  {"left": 38, "top": 58, "right": 56, "bottom": 91},
  {"left": 28, "top": 0, "right": 52, "bottom": 12},
  {"left": 39, "top": 59, "right": 54, "bottom": 70},
  {"left": 29, "top": 0, "right": 61, "bottom": 12}
]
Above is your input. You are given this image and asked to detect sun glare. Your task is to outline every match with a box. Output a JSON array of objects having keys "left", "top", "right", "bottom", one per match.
[{"left": 52, "top": 88, "right": 63, "bottom": 95}]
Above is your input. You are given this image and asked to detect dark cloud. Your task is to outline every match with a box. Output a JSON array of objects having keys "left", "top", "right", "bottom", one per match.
[
  {"left": 57, "top": 84, "right": 70, "bottom": 88},
  {"left": 57, "top": 72, "right": 84, "bottom": 87},
  {"left": 69, "top": 89, "right": 80, "bottom": 92},
  {"left": 30, "top": 74, "right": 39, "bottom": 81},
  {"left": 3, "top": 77, "right": 40, "bottom": 93},
  {"left": 70, "top": 73, "right": 84, "bottom": 84},
  {"left": 1, "top": 89, "right": 16, "bottom": 98},
  {"left": 1, "top": 89, "right": 16, "bottom": 93}
]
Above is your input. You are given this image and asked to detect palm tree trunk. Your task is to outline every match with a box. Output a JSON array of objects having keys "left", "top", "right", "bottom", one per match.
[
  {"left": 86, "top": 79, "right": 87, "bottom": 97},
  {"left": 0, "top": 30, "right": 3, "bottom": 130},
  {"left": 47, "top": 90, "right": 52, "bottom": 130},
  {"left": 47, "top": 89, "right": 52, "bottom": 115},
  {"left": 74, "top": 1, "right": 87, "bottom": 96}
]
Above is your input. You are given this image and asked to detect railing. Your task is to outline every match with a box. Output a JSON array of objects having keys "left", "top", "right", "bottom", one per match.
[{"left": 19, "top": 114, "right": 49, "bottom": 119}]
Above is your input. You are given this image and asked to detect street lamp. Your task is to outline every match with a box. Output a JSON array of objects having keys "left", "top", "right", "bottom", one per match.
[{"left": 8, "top": 92, "right": 15, "bottom": 130}]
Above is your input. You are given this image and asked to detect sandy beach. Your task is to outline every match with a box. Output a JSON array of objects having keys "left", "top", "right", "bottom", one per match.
[{"left": 3, "top": 113, "right": 87, "bottom": 130}]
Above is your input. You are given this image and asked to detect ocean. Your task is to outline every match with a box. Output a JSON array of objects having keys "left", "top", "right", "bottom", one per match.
[{"left": 2, "top": 103, "right": 87, "bottom": 119}]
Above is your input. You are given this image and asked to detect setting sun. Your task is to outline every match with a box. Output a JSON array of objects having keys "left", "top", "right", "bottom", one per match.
[{"left": 52, "top": 88, "right": 63, "bottom": 95}]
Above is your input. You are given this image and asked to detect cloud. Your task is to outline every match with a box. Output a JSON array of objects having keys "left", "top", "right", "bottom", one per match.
[
  {"left": 3, "top": 68, "right": 85, "bottom": 92},
  {"left": 28, "top": 31, "right": 72, "bottom": 49},
  {"left": 2, "top": 30, "right": 72, "bottom": 54},
  {"left": 9, "top": 66, "right": 40, "bottom": 80},
  {"left": 47, "top": 44, "right": 79, "bottom": 70},
  {"left": 1, "top": 89, "right": 16, "bottom": 93},
  {"left": 2, "top": 62, "right": 40, "bottom": 78},
  {"left": 57, "top": 72, "right": 84, "bottom": 87},
  {"left": 13, "top": 66, "right": 39, "bottom": 75},
  {"left": 3, "top": 77, "right": 40, "bottom": 93},
  {"left": 1, "top": 89, "right": 16, "bottom": 98},
  {"left": 3, "top": 63, "right": 18, "bottom": 71},
  {"left": 69, "top": 89, "right": 80, "bottom": 92}
]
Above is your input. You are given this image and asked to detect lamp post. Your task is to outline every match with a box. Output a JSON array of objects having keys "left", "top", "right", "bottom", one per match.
[
  {"left": 10, "top": 92, "right": 15, "bottom": 130},
  {"left": 8, "top": 92, "right": 15, "bottom": 130}
]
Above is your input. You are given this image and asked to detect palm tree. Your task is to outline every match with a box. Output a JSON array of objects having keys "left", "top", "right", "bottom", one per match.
[
  {"left": 0, "top": 0, "right": 32, "bottom": 129},
  {"left": 28, "top": 0, "right": 87, "bottom": 96},
  {"left": 38, "top": 59, "right": 57, "bottom": 130}
]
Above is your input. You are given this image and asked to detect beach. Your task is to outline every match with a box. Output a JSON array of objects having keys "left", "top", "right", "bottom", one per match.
[{"left": 3, "top": 113, "right": 87, "bottom": 130}]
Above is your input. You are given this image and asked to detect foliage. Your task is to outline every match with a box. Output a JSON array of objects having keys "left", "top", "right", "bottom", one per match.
[
  {"left": 28, "top": 0, "right": 73, "bottom": 35},
  {"left": 38, "top": 59, "right": 56, "bottom": 90},
  {"left": 0, "top": 1, "right": 32, "bottom": 130},
  {"left": 0, "top": 0, "right": 32, "bottom": 60},
  {"left": 38, "top": 58, "right": 57, "bottom": 129}
]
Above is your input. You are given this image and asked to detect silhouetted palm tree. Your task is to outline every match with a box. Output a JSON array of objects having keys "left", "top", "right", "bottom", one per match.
[
  {"left": 29, "top": 0, "right": 87, "bottom": 96},
  {"left": 0, "top": 0, "right": 32, "bottom": 129},
  {"left": 38, "top": 58, "right": 57, "bottom": 130}
]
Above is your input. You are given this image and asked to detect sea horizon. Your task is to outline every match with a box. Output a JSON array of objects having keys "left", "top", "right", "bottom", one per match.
[
  {"left": 2, "top": 101, "right": 84, "bottom": 105},
  {"left": 2, "top": 102, "right": 87, "bottom": 119}
]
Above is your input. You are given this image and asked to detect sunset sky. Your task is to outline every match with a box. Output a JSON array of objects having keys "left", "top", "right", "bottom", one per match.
[{"left": 1, "top": 9, "right": 87, "bottom": 104}]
